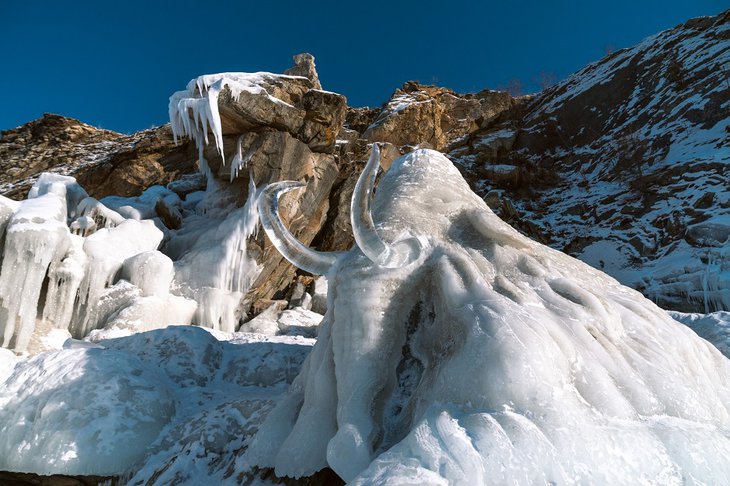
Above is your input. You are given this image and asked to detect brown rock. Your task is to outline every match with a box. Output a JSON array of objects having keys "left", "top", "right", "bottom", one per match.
[
  {"left": 298, "top": 89, "right": 347, "bottom": 153},
  {"left": 284, "top": 52, "right": 323, "bottom": 90},
  {"left": 216, "top": 85, "right": 306, "bottom": 137},
  {"left": 155, "top": 197, "right": 183, "bottom": 230},
  {"left": 0, "top": 115, "right": 197, "bottom": 200},
  {"left": 362, "top": 82, "right": 514, "bottom": 151},
  {"left": 344, "top": 107, "right": 380, "bottom": 134}
]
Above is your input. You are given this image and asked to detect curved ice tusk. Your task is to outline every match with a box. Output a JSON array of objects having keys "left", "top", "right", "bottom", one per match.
[
  {"left": 258, "top": 181, "right": 343, "bottom": 275},
  {"left": 351, "top": 144, "right": 422, "bottom": 268}
]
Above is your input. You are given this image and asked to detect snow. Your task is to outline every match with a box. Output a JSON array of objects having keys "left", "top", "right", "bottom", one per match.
[
  {"left": 248, "top": 149, "right": 730, "bottom": 483},
  {"left": 0, "top": 325, "right": 315, "bottom": 479},
  {"left": 240, "top": 305, "right": 323, "bottom": 338},
  {"left": 71, "top": 220, "right": 164, "bottom": 338},
  {"left": 101, "top": 185, "right": 181, "bottom": 221},
  {"left": 0, "top": 347, "right": 177, "bottom": 475}
]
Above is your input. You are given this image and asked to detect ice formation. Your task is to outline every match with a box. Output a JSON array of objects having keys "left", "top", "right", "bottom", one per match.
[
  {"left": 0, "top": 325, "right": 314, "bottom": 478},
  {"left": 0, "top": 173, "right": 205, "bottom": 352},
  {"left": 0, "top": 137, "right": 266, "bottom": 350},
  {"left": 171, "top": 177, "right": 261, "bottom": 331},
  {"left": 248, "top": 148, "right": 730, "bottom": 483},
  {"left": 0, "top": 346, "right": 177, "bottom": 475}
]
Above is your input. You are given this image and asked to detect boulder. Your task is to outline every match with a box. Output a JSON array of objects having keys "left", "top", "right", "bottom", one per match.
[
  {"left": 298, "top": 89, "right": 347, "bottom": 153},
  {"left": 363, "top": 82, "right": 514, "bottom": 151}
]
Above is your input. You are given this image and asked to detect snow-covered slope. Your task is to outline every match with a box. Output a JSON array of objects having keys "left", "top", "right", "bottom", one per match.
[
  {"left": 449, "top": 11, "right": 729, "bottom": 312},
  {"left": 0, "top": 325, "right": 315, "bottom": 479}
]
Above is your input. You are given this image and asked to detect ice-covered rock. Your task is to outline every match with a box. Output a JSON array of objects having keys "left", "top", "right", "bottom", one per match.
[
  {"left": 0, "top": 347, "right": 176, "bottom": 475},
  {"left": 311, "top": 276, "right": 328, "bottom": 315},
  {"left": 171, "top": 178, "right": 261, "bottom": 332},
  {"left": 71, "top": 219, "right": 164, "bottom": 337},
  {"left": 0, "top": 347, "right": 18, "bottom": 383},
  {"left": 240, "top": 305, "right": 322, "bottom": 338},
  {"left": 0, "top": 183, "right": 71, "bottom": 352},
  {"left": 122, "top": 250, "right": 174, "bottom": 297},
  {"left": 249, "top": 148, "right": 730, "bottom": 483},
  {"left": 0, "top": 325, "right": 315, "bottom": 479}
]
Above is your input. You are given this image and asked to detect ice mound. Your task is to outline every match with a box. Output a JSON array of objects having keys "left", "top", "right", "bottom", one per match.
[
  {"left": 0, "top": 347, "right": 176, "bottom": 475},
  {"left": 0, "top": 325, "right": 314, "bottom": 478},
  {"left": 248, "top": 148, "right": 730, "bottom": 483},
  {"left": 0, "top": 174, "right": 186, "bottom": 353},
  {"left": 109, "top": 326, "right": 313, "bottom": 482},
  {"left": 240, "top": 305, "right": 323, "bottom": 338}
]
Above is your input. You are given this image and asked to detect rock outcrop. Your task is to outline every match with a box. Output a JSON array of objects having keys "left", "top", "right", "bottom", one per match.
[
  {"left": 166, "top": 56, "right": 346, "bottom": 317},
  {"left": 0, "top": 115, "right": 197, "bottom": 200},
  {"left": 362, "top": 81, "right": 514, "bottom": 151}
]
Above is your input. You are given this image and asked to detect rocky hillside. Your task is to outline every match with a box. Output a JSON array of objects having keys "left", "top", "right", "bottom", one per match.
[
  {"left": 1, "top": 11, "right": 727, "bottom": 315},
  {"left": 0, "top": 115, "right": 197, "bottom": 200},
  {"left": 448, "top": 10, "right": 729, "bottom": 311}
]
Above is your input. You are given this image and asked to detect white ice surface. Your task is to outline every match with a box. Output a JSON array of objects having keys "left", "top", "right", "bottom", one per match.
[
  {"left": 247, "top": 149, "right": 730, "bottom": 483},
  {"left": 171, "top": 178, "right": 261, "bottom": 331},
  {"left": 0, "top": 347, "right": 18, "bottom": 383},
  {"left": 0, "top": 184, "right": 70, "bottom": 352},
  {"left": 72, "top": 219, "right": 163, "bottom": 337},
  {"left": 240, "top": 306, "right": 322, "bottom": 338},
  {"left": 121, "top": 250, "right": 174, "bottom": 298},
  {"left": 0, "top": 325, "right": 315, "bottom": 479},
  {"left": 0, "top": 347, "right": 177, "bottom": 475}
]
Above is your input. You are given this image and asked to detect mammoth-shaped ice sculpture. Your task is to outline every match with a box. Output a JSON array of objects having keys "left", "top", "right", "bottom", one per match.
[{"left": 248, "top": 147, "right": 730, "bottom": 483}]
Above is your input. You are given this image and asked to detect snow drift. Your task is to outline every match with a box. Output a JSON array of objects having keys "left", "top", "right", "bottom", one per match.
[
  {"left": 249, "top": 147, "right": 730, "bottom": 483},
  {"left": 0, "top": 325, "right": 314, "bottom": 477}
]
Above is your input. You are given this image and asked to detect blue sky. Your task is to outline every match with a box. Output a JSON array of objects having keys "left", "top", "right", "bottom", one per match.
[{"left": 1, "top": 1, "right": 725, "bottom": 133}]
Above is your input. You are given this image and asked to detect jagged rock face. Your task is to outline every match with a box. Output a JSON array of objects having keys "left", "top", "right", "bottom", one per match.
[
  {"left": 0, "top": 115, "right": 197, "bottom": 200},
  {"left": 449, "top": 10, "right": 730, "bottom": 312},
  {"left": 361, "top": 81, "right": 514, "bottom": 151}
]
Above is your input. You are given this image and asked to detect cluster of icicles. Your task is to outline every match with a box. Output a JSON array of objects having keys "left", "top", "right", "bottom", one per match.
[
  {"left": 0, "top": 170, "right": 262, "bottom": 353},
  {"left": 0, "top": 175, "right": 166, "bottom": 352}
]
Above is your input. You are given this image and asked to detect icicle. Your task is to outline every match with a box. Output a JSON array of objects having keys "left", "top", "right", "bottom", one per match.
[{"left": 230, "top": 136, "right": 255, "bottom": 181}]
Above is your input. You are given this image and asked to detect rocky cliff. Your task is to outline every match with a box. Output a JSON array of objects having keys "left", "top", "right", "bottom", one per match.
[{"left": 1, "top": 10, "right": 727, "bottom": 317}]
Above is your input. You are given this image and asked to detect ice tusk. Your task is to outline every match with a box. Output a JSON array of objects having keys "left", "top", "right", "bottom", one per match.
[
  {"left": 350, "top": 144, "right": 422, "bottom": 268},
  {"left": 258, "top": 181, "right": 343, "bottom": 275}
]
